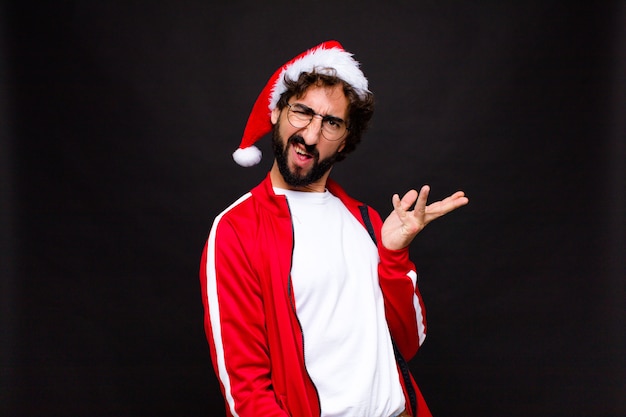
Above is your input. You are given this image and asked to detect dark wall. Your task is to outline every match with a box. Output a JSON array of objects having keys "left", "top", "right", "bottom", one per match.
[{"left": 2, "top": 1, "right": 624, "bottom": 416}]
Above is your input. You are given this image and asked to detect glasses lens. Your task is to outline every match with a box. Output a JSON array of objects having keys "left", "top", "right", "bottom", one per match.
[
  {"left": 321, "top": 119, "right": 346, "bottom": 141},
  {"left": 287, "top": 106, "right": 311, "bottom": 128}
]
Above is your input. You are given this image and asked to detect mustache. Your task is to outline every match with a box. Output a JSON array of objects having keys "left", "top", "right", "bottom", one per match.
[{"left": 288, "top": 135, "right": 318, "bottom": 157}]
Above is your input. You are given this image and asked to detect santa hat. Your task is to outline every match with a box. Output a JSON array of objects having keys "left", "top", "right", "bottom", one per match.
[{"left": 232, "top": 40, "right": 370, "bottom": 167}]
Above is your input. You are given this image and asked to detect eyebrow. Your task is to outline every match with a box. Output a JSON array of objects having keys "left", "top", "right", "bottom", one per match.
[{"left": 291, "top": 103, "right": 346, "bottom": 124}]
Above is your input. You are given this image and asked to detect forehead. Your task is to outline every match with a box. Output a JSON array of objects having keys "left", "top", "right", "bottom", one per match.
[{"left": 292, "top": 84, "right": 349, "bottom": 119}]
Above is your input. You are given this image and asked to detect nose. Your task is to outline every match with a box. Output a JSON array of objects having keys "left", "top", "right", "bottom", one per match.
[{"left": 301, "top": 115, "right": 323, "bottom": 145}]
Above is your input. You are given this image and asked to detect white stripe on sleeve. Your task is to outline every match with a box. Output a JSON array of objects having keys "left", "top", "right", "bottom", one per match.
[
  {"left": 205, "top": 193, "right": 252, "bottom": 417},
  {"left": 407, "top": 269, "right": 426, "bottom": 346}
]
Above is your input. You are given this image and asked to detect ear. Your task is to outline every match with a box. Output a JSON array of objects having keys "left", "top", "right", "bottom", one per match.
[
  {"left": 338, "top": 139, "right": 346, "bottom": 153},
  {"left": 271, "top": 107, "right": 281, "bottom": 125}
]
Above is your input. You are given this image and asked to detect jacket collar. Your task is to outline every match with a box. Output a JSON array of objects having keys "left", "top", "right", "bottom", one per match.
[
  {"left": 250, "top": 173, "right": 291, "bottom": 218},
  {"left": 251, "top": 173, "right": 365, "bottom": 219}
]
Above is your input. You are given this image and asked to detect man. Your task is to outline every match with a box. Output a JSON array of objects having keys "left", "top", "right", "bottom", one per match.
[{"left": 200, "top": 40, "right": 468, "bottom": 417}]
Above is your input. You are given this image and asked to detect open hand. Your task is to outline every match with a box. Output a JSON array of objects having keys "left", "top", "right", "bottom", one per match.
[{"left": 381, "top": 185, "right": 469, "bottom": 250}]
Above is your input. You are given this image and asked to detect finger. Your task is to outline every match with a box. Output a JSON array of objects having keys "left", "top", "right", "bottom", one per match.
[
  {"left": 413, "top": 185, "right": 430, "bottom": 215},
  {"left": 447, "top": 191, "right": 467, "bottom": 201},
  {"left": 398, "top": 189, "right": 418, "bottom": 211},
  {"left": 392, "top": 193, "right": 401, "bottom": 210},
  {"left": 426, "top": 193, "right": 469, "bottom": 218},
  {"left": 442, "top": 191, "right": 469, "bottom": 208},
  {"left": 448, "top": 190, "right": 465, "bottom": 198}
]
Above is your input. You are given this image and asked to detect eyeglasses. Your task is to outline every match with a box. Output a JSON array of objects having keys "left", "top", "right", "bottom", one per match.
[{"left": 285, "top": 103, "right": 349, "bottom": 141}]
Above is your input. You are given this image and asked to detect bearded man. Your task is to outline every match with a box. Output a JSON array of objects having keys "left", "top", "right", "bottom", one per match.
[{"left": 200, "top": 40, "right": 468, "bottom": 417}]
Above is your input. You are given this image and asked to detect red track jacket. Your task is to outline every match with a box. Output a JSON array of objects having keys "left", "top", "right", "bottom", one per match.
[{"left": 200, "top": 174, "right": 432, "bottom": 417}]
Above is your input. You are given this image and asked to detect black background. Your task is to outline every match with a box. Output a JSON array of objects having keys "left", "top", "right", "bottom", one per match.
[{"left": 2, "top": 1, "right": 625, "bottom": 416}]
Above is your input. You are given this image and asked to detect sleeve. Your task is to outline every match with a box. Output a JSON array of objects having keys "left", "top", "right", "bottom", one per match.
[
  {"left": 199, "top": 216, "right": 288, "bottom": 417},
  {"left": 370, "top": 207, "right": 427, "bottom": 361}
]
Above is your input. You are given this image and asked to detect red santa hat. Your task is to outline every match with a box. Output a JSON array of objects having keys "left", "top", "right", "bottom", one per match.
[{"left": 232, "top": 40, "right": 370, "bottom": 167}]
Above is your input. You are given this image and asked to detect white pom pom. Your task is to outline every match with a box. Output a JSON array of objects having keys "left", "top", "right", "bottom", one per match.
[{"left": 233, "top": 146, "right": 262, "bottom": 167}]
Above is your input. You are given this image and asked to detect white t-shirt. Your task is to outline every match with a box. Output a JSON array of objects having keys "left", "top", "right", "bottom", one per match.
[{"left": 275, "top": 188, "right": 405, "bottom": 417}]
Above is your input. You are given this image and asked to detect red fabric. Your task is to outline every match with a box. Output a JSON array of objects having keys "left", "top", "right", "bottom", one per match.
[
  {"left": 238, "top": 40, "right": 344, "bottom": 151},
  {"left": 200, "top": 173, "right": 432, "bottom": 416}
]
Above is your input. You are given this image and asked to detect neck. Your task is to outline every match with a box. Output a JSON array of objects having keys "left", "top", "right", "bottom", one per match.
[{"left": 270, "top": 161, "right": 330, "bottom": 193}]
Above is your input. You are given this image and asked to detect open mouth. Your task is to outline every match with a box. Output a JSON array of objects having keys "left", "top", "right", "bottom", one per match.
[{"left": 293, "top": 144, "right": 313, "bottom": 161}]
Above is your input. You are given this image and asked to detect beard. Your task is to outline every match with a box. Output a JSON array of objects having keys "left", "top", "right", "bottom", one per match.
[{"left": 271, "top": 125, "right": 340, "bottom": 188}]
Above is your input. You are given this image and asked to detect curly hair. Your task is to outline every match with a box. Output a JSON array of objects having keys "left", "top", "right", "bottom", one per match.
[{"left": 275, "top": 70, "right": 375, "bottom": 161}]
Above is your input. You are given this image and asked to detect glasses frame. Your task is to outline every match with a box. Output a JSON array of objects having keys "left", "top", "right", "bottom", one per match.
[{"left": 285, "top": 103, "right": 349, "bottom": 141}]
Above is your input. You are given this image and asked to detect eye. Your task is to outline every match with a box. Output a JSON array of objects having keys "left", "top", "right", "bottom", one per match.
[
  {"left": 323, "top": 118, "right": 344, "bottom": 131},
  {"left": 290, "top": 105, "right": 314, "bottom": 119}
]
